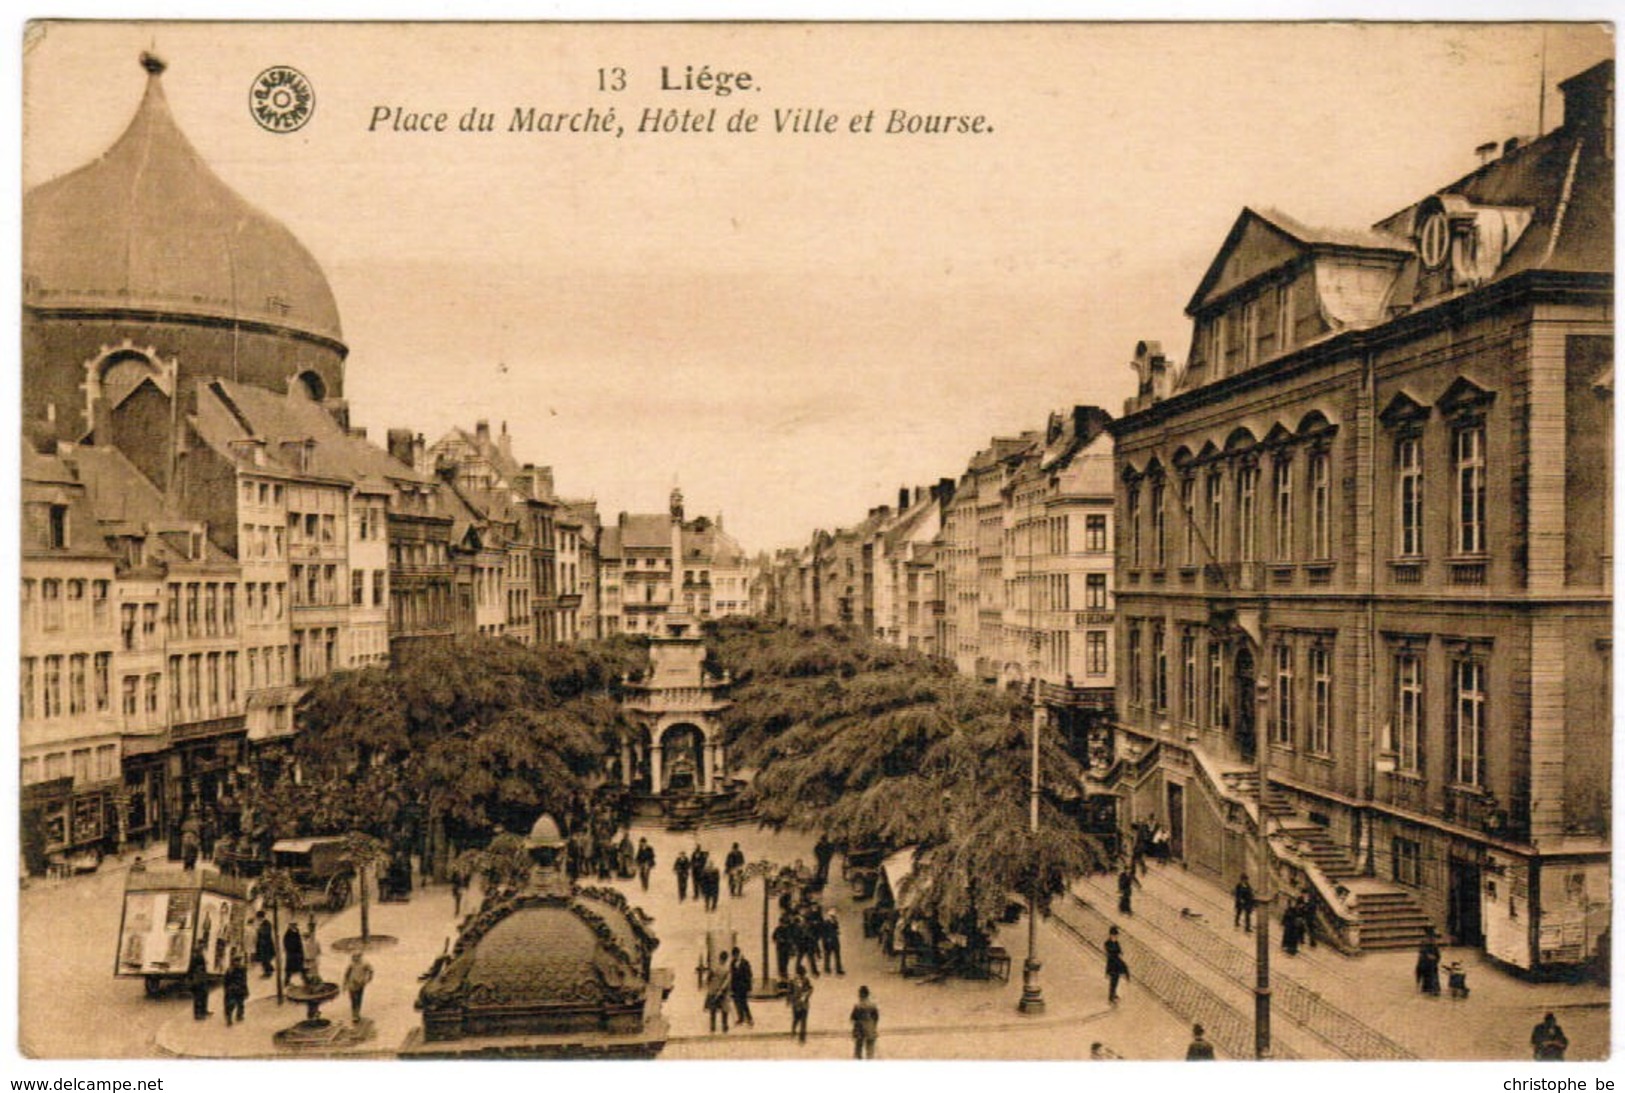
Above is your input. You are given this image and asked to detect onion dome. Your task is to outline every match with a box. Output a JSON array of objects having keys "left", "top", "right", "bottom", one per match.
[
  {"left": 416, "top": 885, "right": 665, "bottom": 1048},
  {"left": 23, "top": 54, "right": 342, "bottom": 344}
]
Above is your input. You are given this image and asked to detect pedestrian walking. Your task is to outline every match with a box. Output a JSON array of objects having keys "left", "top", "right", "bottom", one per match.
[
  {"left": 282, "top": 919, "right": 306, "bottom": 988},
  {"left": 850, "top": 985, "right": 879, "bottom": 1058},
  {"left": 186, "top": 942, "right": 212, "bottom": 1020},
  {"left": 1415, "top": 932, "right": 1442, "bottom": 995},
  {"left": 822, "top": 907, "right": 845, "bottom": 974},
  {"left": 1117, "top": 867, "right": 1136, "bottom": 916},
  {"left": 343, "top": 950, "right": 374, "bottom": 1022},
  {"left": 705, "top": 953, "right": 732, "bottom": 1033},
  {"left": 222, "top": 948, "right": 248, "bottom": 1026},
  {"left": 691, "top": 845, "right": 709, "bottom": 882},
  {"left": 1531, "top": 1013, "right": 1569, "bottom": 1060},
  {"left": 787, "top": 968, "right": 814, "bottom": 1043},
  {"left": 1233, "top": 873, "right": 1255, "bottom": 932},
  {"left": 675, "top": 851, "right": 690, "bottom": 902},
  {"left": 1185, "top": 1023, "right": 1216, "bottom": 1060},
  {"left": 705, "top": 863, "right": 723, "bottom": 911},
  {"left": 252, "top": 911, "right": 276, "bottom": 978},
  {"left": 726, "top": 842, "right": 746, "bottom": 897},
  {"left": 302, "top": 917, "right": 322, "bottom": 983},
  {"left": 1104, "top": 925, "right": 1129, "bottom": 1004},
  {"left": 636, "top": 837, "right": 655, "bottom": 891},
  {"left": 730, "top": 947, "right": 755, "bottom": 1027}
]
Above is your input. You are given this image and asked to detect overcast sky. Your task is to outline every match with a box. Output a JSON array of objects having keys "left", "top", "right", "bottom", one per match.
[{"left": 21, "top": 21, "right": 1613, "bottom": 550}]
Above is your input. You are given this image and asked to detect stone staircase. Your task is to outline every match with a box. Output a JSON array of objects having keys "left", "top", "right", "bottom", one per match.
[{"left": 1218, "top": 768, "right": 1434, "bottom": 952}]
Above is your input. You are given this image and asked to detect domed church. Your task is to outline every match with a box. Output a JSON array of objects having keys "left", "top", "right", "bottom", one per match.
[{"left": 24, "top": 52, "right": 348, "bottom": 444}]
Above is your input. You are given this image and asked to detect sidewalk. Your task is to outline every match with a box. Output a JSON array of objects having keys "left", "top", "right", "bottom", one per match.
[
  {"left": 1073, "top": 859, "right": 1610, "bottom": 1061},
  {"left": 157, "top": 821, "right": 1194, "bottom": 1059}
]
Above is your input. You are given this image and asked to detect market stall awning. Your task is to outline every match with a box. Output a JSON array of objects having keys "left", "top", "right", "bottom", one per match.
[{"left": 880, "top": 847, "right": 919, "bottom": 908}]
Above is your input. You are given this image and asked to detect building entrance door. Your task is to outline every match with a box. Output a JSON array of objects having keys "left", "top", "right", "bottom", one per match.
[
  {"left": 1448, "top": 859, "right": 1484, "bottom": 947},
  {"left": 1234, "top": 647, "right": 1256, "bottom": 763}
]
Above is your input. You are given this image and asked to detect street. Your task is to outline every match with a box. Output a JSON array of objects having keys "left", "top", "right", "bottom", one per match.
[{"left": 17, "top": 820, "right": 1606, "bottom": 1061}]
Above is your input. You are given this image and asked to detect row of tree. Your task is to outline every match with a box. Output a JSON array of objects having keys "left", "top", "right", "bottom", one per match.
[{"left": 289, "top": 620, "right": 1104, "bottom": 936}]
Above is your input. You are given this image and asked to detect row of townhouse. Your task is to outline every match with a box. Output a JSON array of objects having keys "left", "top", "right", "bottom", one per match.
[
  {"left": 1102, "top": 61, "right": 1612, "bottom": 974},
  {"left": 758, "top": 405, "right": 1118, "bottom": 763},
  {"left": 598, "top": 490, "right": 754, "bottom": 637},
  {"left": 19, "top": 54, "right": 743, "bottom": 873}
]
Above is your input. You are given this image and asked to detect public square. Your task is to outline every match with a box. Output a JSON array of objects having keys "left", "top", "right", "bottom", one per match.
[{"left": 19, "top": 820, "right": 1606, "bottom": 1062}]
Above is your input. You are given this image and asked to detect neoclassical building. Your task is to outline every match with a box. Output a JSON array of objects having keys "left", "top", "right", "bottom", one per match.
[{"left": 1107, "top": 62, "right": 1612, "bottom": 973}]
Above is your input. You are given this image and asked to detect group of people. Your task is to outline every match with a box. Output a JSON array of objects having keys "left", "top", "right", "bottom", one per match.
[
  {"left": 1278, "top": 889, "right": 1318, "bottom": 955},
  {"left": 250, "top": 911, "right": 322, "bottom": 988},
  {"left": 772, "top": 888, "right": 843, "bottom": 980},
  {"left": 187, "top": 909, "right": 374, "bottom": 1029},
  {"left": 700, "top": 948, "right": 878, "bottom": 1058},
  {"left": 673, "top": 844, "right": 726, "bottom": 910}
]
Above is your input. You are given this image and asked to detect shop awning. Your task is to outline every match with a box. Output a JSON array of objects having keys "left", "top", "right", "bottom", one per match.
[{"left": 880, "top": 847, "right": 919, "bottom": 908}]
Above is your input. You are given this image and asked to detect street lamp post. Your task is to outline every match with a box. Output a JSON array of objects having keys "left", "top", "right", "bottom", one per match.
[
  {"left": 1253, "top": 675, "right": 1272, "bottom": 1060},
  {"left": 1018, "top": 695, "right": 1045, "bottom": 1015}
]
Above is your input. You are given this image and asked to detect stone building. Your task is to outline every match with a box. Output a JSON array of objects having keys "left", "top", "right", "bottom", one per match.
[{"left": 1107, "top": 62, "right": 1612, "bottom": 972}]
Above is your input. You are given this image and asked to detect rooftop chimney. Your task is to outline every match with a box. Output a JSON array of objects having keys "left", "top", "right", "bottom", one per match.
[
  {"left": 475, "top": 420, "right": 491, "bottom": 447},
  {"left": 1559, "top": 60, "right": 1613, "bottom": 147},
  {"left": 387, "top": 428, "right": 415, "bottom": 467},
  {"left": 899, "top": 486, "right": 912, "bottom": 511}
]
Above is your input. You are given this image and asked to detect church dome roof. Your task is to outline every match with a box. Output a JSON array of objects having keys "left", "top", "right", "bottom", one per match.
[{"left": 23, "top": 55, "right": 343, "bottom": 345}]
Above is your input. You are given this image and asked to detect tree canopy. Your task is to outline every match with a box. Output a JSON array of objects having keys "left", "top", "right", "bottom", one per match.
[
  {"left": 704, "top": 618, "right": 1107, "bottom": 928},
  {"left": 271, "top": 636, "right": 649, "bottom": 846}
]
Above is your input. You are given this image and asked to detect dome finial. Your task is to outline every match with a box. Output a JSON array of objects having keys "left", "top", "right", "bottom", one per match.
[{"left": 139, "top": 51, "right": 166, "bottom": 76}]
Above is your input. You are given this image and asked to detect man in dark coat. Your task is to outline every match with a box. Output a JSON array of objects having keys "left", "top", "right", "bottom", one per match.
[
  {"left": 636, "top": 838, "right": 656, "bottom": 891},
  {"left": 1104, "top": 925, "right": 1129, "bottom": 1004},
  {"left": 813, "top": 835, "right": 834, "bottom": 886},
  {"left": 1415, "top": 933, "right": 1442, "bottom": 994},
  {"left": 674, "top": 851, "right": 691, "bottom": 902},
  {"left": 252, "top": 911, "right": 276, "bottom": 978},
  {"left": 222, "top": 949, "right": 249, "bottom": 1026},
  {"left": 773, "top": 917, "right": 795, "bottom": 981},
  {"left": 282, "top": 920, "right": 307, "bottom": 987},
  {"left": 725, "top": 842, "right": 746, "bottom": 897},
  {"left": 1117, "top": 867, "right": 1136, "bottom": 915},
  {"left": 1233, "top": 873, "right": 1255, "bottom": 932},
  {"left": 1185, "top": 1023, "right": 1216, "bottom": 1060},
  {"left": 1532, "top": 1013, "right": 1569, "bottom": 1060},
  {"left": 186, "top": 943, "right": 212, "bottom": 1020},
  {"left": 1281, "top": 898, "right": 1303, "bottom": 955},
  {"left": 786, "top": 968, "right": 814, "bottom": 1043},
  {"left": 849, "top": 985, "right": 879, "bottom": 1059},
  {"left": 729, "top": 947, "right": 755, "bottom": 1027}
]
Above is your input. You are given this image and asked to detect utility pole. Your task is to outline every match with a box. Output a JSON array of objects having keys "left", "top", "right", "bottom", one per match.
[
  {"left": 1018, "top": 491, "right": 1045, "bottom": 1015},
  {"left": 1018, "top": 694, "right": 1045, "bottom": 1014},
  {"left": 1254, "top": 673, "right": 1272, "bottom": 1060}
]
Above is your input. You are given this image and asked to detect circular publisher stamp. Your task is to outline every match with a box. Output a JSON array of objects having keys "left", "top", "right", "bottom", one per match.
[{"left": 250, "top": 66, "right": 315, "bottom": 133}]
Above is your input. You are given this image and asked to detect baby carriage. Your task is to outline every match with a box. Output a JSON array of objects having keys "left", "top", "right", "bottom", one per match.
[{"left": 1445, "top": 961, "right": 1470, "bottom": 999}]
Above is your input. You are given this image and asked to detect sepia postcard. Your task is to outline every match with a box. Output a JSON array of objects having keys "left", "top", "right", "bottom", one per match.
[{"left": 13, "top": 17, "right": 1615, "bottom": 1083}]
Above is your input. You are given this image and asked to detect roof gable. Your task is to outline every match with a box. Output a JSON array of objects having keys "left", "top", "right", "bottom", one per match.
[{"left": 1186, "top": 208, "right": 1313, "bottom": 315}]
